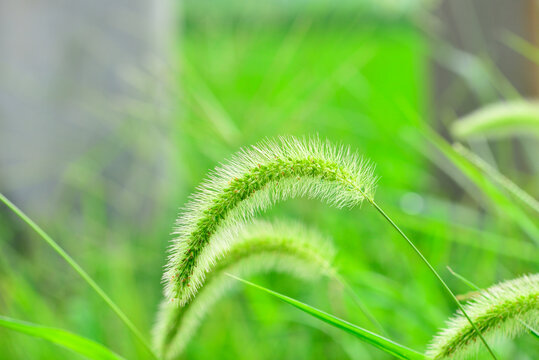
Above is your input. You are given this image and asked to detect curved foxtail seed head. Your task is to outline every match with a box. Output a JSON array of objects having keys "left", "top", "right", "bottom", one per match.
[
  {"left": 451, "top": 100, "right": 539, "bottom": 140},
  {"left": 164, "top": 136, "right": 376, "bottom": 304},
  {"left": 426, "top": 273, "right": 539, "bottom": 359},
  {"left": 153, "top": 219, "right": 336, "bottom": 359}
]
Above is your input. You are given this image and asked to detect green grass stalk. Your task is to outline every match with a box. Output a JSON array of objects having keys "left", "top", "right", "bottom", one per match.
[
  {"left": 365, "top": 197, "right": 498, "bottom": 360},
  {"left": 0, "top": 193, "right": 158, "bottom": 360}
]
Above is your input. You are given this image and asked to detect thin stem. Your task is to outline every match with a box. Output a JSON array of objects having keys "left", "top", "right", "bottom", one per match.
[
  {"left": 447, "top": 266, "right": 539, "bottom": 341},
  {"left": 447, "top": 266, "right": 481, "bottom": 291},
  {"left": 367, "top": 198, "right": 498, "bottom": 360},
  {"left": 332, "top": 273, "right": 387, "bottom": 336},
  {"left": 0, "top": 193, "right": 159, "bottom": 360},
  {"left": 454, "top": 143, "right": 539, "bottom": 216}
]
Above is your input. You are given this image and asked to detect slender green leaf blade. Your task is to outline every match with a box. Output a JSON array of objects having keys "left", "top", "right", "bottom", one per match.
[
  {"left": 447, "top": 267, "right": 481, "bottom": 291},
  {"left": 503, "top": 31, "right": 539, "bottom": 65},
  {"left": 228, "top": 274, "right": 427, "bottom": 360},
  {"left": 397, "top": 102, "right": 539, "bottom": 244},
  {"left": 0, "top": 316, "right": 125, "bottom": 360},
  {"left": 0, "top": 193, "right": 157, "bottom": 359},
  {"left": 419, "top": 127, "right": 539, "bottom": 244},
  {"left": 453, "top": 144, "right": 539, "bottom": 216}
]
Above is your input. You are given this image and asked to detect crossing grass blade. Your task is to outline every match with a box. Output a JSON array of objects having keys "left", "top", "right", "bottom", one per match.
[
  {"left": 398, "top": 101, "right": 539, "bottom": 244},
  {"left": 414, "top": 126, "right": 539, "bottom": 244},
  {"left": 0, "top": 316, "right": 125, "bottom": 360},
  {"left": 0, "top": 193, "right": 158, "bottom": 360},
  {"left": 228, "top": 274, "right": 427, "bottom": 360},
  {"left": 453, "top": 143, "right": 539, "bottom": 216}
]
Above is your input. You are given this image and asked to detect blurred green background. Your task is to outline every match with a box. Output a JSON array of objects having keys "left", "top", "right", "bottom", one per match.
[{"left": 0, "top": 0, "right": 537, "bottom": 359}]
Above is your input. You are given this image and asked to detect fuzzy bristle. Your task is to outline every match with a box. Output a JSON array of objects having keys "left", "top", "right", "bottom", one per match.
[
  {"left": 426, "top": 273, "right": 539, "bottom": 359},
  {"left": 163, "top": 136, "right": 376, "bottom": 305},
  {"left": 153, "top": 219, "right": 336, "bottom": 359}
]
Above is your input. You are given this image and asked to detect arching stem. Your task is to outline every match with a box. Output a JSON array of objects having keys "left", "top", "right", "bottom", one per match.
[{"left": 366, "top": 197, "right": 497, "bottom": 360}]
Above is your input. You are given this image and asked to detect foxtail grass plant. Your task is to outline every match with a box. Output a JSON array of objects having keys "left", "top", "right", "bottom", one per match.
[
  {"left": 5, "top": 136, "right": 515, "bottom": 360},
  {"left": 164, "top": 136, "right": 376, "bottom": 305},
  {"left": 427, "top": 273, "right": 539, "bottom": 359},
  {"left": 162, "top": 136, "right": 497, "bottom": 359},
  {"left": 154, "top": 220, "right": 336, "bottom": 359}
]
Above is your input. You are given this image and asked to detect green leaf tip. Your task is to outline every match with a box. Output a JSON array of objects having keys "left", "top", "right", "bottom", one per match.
[
  {"left": 0, "top": 316, "right": 125, "bottom": 360},
  {"left": 228, "top": 274, "right": 427, "bottom": 360}
]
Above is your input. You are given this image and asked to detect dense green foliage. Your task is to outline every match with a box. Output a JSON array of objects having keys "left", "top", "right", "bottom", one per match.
[{"left": 1, "top": 1, "right": 538, "bottom": 360}]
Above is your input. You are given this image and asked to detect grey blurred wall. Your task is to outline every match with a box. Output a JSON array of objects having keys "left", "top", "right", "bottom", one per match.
[
  {"left": 0, "top": 0, "right": 177, "bottom": 216},
  {"left": 433, "top": 0, "right": 538, "bottom": 115},
  {"left": 431, "top": 0, "right": 538, "bottom": 192}
]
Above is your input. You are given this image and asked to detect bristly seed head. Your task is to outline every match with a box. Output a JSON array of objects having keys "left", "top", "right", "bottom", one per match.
[
  {"left": 162, "top": 136, "right": 377, "bottom": 305},
  {"left": 426, "top": 273, "right": 539, "bottom": 359},
  {"left": 153, "top": 219, "right": 336, "bottom": 359}
]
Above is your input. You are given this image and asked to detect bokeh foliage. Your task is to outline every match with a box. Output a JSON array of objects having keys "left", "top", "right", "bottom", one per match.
[{"left": 0, "top": 1, "right": 537, "bottom": 359}]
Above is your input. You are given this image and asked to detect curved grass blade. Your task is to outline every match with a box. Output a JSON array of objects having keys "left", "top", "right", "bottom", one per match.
[
  {"left": 362, "top": 199, "right": 497, "bottom": 360},
  {"left": 332, "top": 273, "right": 387, "bottom": 336},
  {"left": 228, "top": 274, "right": 427, "bottom": 360},
  {"left": 0, "top": 193, "right": 158, "bottom": 359},
  {"left": 451, "top": 101, "right": 539, "bottom": 140},
  {"left": 447, "top": 267, "right": 481, "bottom": 291},
  {"left": 453, "top": 143, "right": 539, "bottom": 216},
  {"left": 0, "top": 316, "right": 124, "bottom": 360},
  {"left": 398, "top": 101, "right": 539, "bottom": 244},
  {"left": 502, "top": 31, "right": 539, "bottom": 65},
  {"left": 411, "top": 125, "right": 539, "bottom": 244}
]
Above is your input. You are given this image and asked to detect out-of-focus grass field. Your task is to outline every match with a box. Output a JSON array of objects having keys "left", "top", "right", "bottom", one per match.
[{"left": 1, "top": 1, "right": 537, "bottom": 359}]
